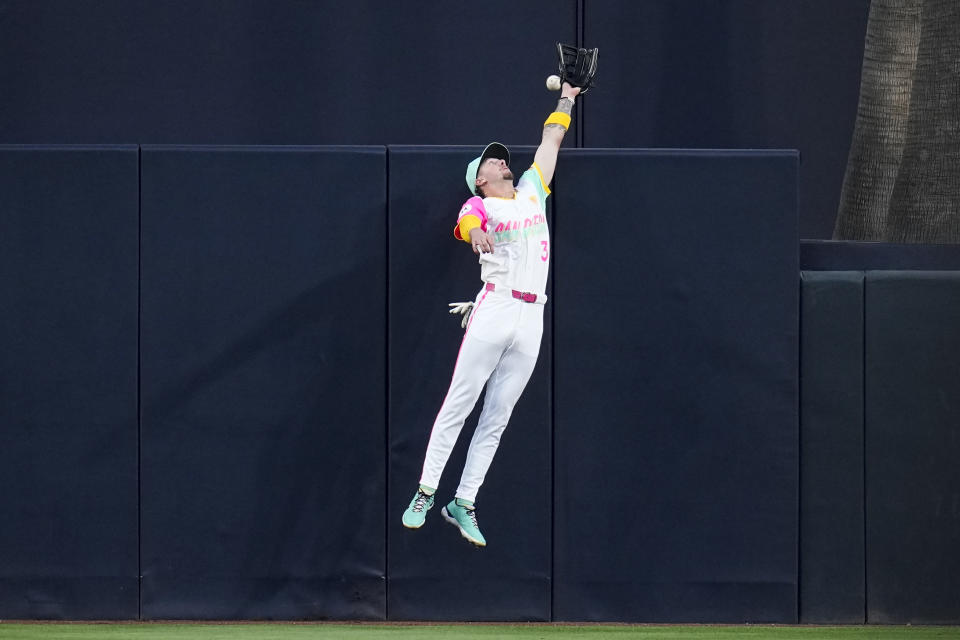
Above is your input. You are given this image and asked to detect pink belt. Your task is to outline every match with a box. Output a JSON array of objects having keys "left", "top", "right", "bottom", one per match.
[{"left": 485, "top": 282, "right": 540, "bottom": 304}]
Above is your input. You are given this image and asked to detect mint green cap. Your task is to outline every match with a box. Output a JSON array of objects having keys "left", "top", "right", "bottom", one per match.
[{"left": 465, "top": 142, "right": 510, "bottom": 195}]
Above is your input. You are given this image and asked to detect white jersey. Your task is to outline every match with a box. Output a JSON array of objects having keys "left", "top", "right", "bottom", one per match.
[{"left": 476, "top": 164, "right": 551, "bottom": 298}]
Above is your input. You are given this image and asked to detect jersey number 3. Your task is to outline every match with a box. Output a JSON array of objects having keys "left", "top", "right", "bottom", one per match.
[{"left": 540, "top": 240, "right": 549, "bottom": 262}]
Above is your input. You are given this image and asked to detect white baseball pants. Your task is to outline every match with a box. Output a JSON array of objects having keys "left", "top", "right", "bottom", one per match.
[{"left": 419, "top": 284, "right": 544, "bottom": 503}]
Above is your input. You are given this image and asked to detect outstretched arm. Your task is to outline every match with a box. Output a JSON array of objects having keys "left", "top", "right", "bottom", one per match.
[{"left": 534, "top": 82, "right": 581, "bottom": 187}]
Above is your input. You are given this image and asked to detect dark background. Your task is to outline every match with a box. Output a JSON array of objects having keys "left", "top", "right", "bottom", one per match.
[
  {"left": 0, "top": 145, "right": 805, "bottom": 622},
  {"left": 2, "top": 0, "right": 958, "bottom": 626},
  {"left": 0, "top": 0, "right": 869, "bottom": 238},
  {"left": 3, "top": 146, "right": 956, "bottom": 623}
]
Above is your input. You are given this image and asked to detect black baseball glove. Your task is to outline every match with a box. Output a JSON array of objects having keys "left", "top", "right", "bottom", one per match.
[{"left": 556, "top": 42, "right": 598, "bottom": 93}]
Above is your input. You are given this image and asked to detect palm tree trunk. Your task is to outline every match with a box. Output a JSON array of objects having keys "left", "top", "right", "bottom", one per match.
[
  {"left": 886, "top": 0, "right": 960, "bottom": 242},
  {"left": 834, "top": 0, "right": 921, "bottom": 241}
]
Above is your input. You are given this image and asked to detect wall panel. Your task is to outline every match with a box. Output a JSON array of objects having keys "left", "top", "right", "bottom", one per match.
[
  {"left": 864, "top": 272, "right": 960, "bottom": 624},
  {"left": 552, "top": 150, "right": 800, "bottom": 622},
  {"left": 799, "top": 271, "right": 865, "bottom": 623},
  {"left": 0, "top": 146, "right": 139, "bottom": 619},
  {"left": 139, "top": 146, "right": 386, "bottom": 619}
]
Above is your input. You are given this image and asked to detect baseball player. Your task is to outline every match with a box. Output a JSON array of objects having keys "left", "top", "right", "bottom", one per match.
[{"left": 401, "top": 81, "right": 582, "bottom": 547}]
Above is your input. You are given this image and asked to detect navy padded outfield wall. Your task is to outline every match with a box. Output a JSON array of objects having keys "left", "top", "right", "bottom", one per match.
[
  {"left": 10, "top": 146, "right": 960, "bottom": 623},
  {"left": 387, "top": 147, "right": 552, "bottom": 621},
  {"left": 139, "top": 147, "right": 386, "bottom": 619},
  {"left": 552, "top": 150, "right": 800, "bottom": 622},
  {"left": 0, "top": 147, "right": 139, "bottom": 618},
  {"left": 864, "top": 272, "right": 960, "bottom": 624},
  {"left": 799, "top": 272, "right": 865, "bottom": 623}
]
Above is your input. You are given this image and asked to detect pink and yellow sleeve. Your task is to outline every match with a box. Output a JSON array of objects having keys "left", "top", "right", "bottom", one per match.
[{"left": 453, "top": 196, "right": 488, "bottom": 242}]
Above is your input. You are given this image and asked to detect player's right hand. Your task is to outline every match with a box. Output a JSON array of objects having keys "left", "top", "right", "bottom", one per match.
[
  {"left": 471, "top": 229, "right": 495, "bottom": 254},
  {"left": 448, "top": 301, "right": 475, "bottom": 329}
]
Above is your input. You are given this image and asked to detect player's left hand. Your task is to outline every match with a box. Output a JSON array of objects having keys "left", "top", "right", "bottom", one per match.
[{"left": 561, "top": 82, "right": 581, "bottom": 100}]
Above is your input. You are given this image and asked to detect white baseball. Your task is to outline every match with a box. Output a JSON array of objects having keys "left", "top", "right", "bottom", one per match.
[{"left": 546, "top": 75, "right": 562, "bottom": 91}]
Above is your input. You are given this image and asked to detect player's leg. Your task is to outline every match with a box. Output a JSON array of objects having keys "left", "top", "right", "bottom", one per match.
[
  {"left": 454, "top": 345, "right": 539, "bottom": 502},
  {"left": 418, "top": 333, "right": 504, "bottom": 490},
  {"left": 405, "top": 335, "right": 503, "bottom": 529},
  {"left": 443, "top": 304, "right": 543, "bottom": 544},
  {"left": 403, "top": 292, "right": 512, "bottom": 529},
  {"left": 456, "top": 302, "right": 544, "bottom": 501},
  {"left": 441, "top": 347, "right": 538, "bottom": 545}
]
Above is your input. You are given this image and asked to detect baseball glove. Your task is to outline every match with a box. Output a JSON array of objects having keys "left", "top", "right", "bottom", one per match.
[{"left": 556, "top": 42, "right": 598, "bottom": 93}]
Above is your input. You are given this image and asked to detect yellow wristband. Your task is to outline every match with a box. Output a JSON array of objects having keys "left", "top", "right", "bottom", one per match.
[{"left": 544, "top": 111, "right": 572, "bottom": 129}]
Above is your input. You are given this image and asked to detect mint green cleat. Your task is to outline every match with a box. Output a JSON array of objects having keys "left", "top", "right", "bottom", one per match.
[
  {"left": 441, "top": 498, "right": 486, "bottom": 547},
  {"left": 402, "top": 488, "right": 434, "bottom": 529}
]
